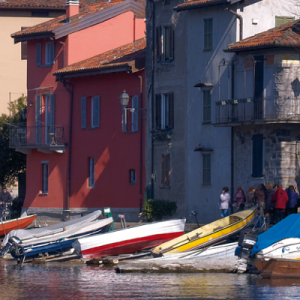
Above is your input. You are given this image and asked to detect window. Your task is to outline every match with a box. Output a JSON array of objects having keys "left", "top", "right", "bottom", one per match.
[
  {"left": 81, "top": 96, "right": 100, "bottom": 129},
  {"left": 203, "top": 90, "right": 211, "bottom": 123},
  {"left": 42, "top": 162, "right": 49, "bottom": 194},
  {"left": 129, "top": 169, "right": 136, "bottom": 184},
  {"left": 36, "top": 43, "right": 42, "bottom": 66},
  {"left": 156, "top": 25, "right": 174, "bottom": 62},
  {"left": 161, "top": 153, "right": 170, "bottom": 187},
  {"left": 88, "top": 158, "right": 95, "bottom": 187},
  {"left": 156, "top": 93, "right": 174, "bottom": 130},
  {"left": 275, "top": 16, "right": 295, "bottom": 27},
  {"left": 21, "top": 27, "right": 29, "bottom": 60},
  {"left": 45, "top": 42, "right": 54, "bottom": 65},
  {"left": 252, "top": 134, "right": 263, "bottom": 177},
  {"left": 203, "top": 154, "right": 211, "bottom": 185},
  {"left": 204, "top": 18, "right": 213, "bottom": 51}
]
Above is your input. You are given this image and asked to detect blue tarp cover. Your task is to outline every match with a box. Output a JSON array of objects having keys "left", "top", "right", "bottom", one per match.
[{"left": 251, "top": 214, "right": 300, "bottom": 255}]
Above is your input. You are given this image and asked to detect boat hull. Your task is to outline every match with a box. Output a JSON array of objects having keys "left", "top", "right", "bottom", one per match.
[
  {"left": 152, "top": 207, "right": 257, "bottom": 256},
  {"left": 73, "top": 219, "right": 186, "bottom": 259},
  {"left": 256, "top": 259, "right": 300, "bottom": 279},
  {"left": 81, "top": 232, "right": 183, "bottom": 259},
  {"left": 0, "top": 215, "right": 37, "bottom": 237}
]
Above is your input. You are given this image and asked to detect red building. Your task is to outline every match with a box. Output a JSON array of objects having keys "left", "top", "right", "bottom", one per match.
[{"left": 10, "top": 0, "right": 146, "bottom": 221}]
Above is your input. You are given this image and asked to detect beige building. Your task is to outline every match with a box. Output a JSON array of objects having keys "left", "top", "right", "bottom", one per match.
[{"left": 0, "top": 0, "right": 97, "bottom": 114}]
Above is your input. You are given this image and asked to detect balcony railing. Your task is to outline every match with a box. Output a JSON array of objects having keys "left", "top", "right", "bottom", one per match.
[
  {"left": 215, "top": 97, "right": 300, "bottom": 125},
  {"left": 9, "top": 123, "right": 67, "bottom": 149}
]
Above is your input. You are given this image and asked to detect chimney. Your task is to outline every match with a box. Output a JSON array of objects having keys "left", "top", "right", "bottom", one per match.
[{"left": 66, "top": 0, "right": 79, "bottom": 20}]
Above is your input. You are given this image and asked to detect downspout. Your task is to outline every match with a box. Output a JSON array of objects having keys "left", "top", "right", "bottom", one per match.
[
  {"left": 225, "top": 8, "right": 243, "bottom": 41},
  {"left": 148, "top": 0, "right": 155, "bottom": 199},
  {"left": 63, "top": 79, "right": 74, "bottom": 220},
  {"left": 138, "top": 75, "right": 143, "bottom": 212}
]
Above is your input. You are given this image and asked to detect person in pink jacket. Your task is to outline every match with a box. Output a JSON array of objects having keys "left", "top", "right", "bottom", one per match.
[
  {"left": 271, "top": 183, "right": 288, "bottom": 224},
  {"left": 219, "top": 187, "right": 230, "bottom": 218}
]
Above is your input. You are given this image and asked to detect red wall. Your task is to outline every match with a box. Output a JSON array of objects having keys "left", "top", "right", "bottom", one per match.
[
  {"left": 23, "top": 11, "right": 146, "bottom": 212},
  {"left": 69, "top": 71, "right": 146, "bottom": 209}
]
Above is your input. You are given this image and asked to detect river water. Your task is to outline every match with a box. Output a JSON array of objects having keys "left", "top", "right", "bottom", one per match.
[{"left": 0, "top": 260, "right": 300, "bottom": 300}]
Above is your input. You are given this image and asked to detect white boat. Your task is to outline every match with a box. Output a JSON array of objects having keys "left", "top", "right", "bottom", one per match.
[
  {"left": 256, "top": 238, "right": 300, "bottom": 260},
  {"left": 1, "top": 210, "right": 113, "bottom": 259},
  {"left": 72, "top": 219, "right": 186, "bottom": 259}
]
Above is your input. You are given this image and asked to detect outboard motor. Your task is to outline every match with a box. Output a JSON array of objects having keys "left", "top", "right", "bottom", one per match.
[{"left": 0, "top": 236, "right": 22, "bottom": 258}]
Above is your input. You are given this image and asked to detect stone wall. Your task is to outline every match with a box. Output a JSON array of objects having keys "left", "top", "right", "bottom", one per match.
[{"left": 234, "top": 125, "right": 300, "bottom": 191}]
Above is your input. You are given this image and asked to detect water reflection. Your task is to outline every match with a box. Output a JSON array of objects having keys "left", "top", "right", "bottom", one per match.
[{"left": 0, "top": 260, "right": 299, "bottom": 299}]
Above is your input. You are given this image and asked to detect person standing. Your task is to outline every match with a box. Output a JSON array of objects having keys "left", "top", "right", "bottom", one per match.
[
  {"left": 271, "top": 183, "right": 288, "bottom": 224},
  {"left": 246, "top": 186, "right": 256, "bottom": 208},
  {"left": 0, "top": 187, "right": 12, "bottom": 219},
  {"left": 285, "top": 185, "right": 299, "bottom": 217},
  {"left": 220, "top": 187, "right": 230, "bottom": 218},
  {"left": 265, "top": 183, "right": 275, "bottom": 225},
  {"left": 233, "top": 186, "right": 246, "bottom": 212}
]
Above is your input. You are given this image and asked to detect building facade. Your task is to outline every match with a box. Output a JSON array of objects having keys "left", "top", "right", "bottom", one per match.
[
  {"left": 10, "top": 0, "right": 146, "bottom": 221},
  {"left": 145, "top": 0, "right": 299, "bottom": 223}
]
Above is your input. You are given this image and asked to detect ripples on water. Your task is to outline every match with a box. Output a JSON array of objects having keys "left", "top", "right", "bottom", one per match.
[{"left": 0, "top": 260, "right": 300, "bottom": 299}]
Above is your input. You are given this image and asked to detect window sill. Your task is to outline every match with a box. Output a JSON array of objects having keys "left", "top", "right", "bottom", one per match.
[
  {"left": 87, "top": 185, "right": 95, "bottom": 189},
  {"left": 39, "top": 192, "right": 48, "bottom": 196},
  {"left": 203, "top": 49, "right": 212, "bottom": 52},
  {"left": 128, "top": 183, "right": 136, "bottom": 185},
  {"left": 202, "top": 121, "right": 211, "bottom": 125},
  {"left": 202, "top": 184, "right": 211, "bottom": 187},
  {"left": 160, "top": 185, "right": 171, "bottom": 189},
  {"left": 37, "top": 64, "right": 54, "bottom": 68}
]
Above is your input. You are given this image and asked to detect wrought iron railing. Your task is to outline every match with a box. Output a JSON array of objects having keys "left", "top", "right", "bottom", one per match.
[
  {"left": 215, "top": 97, "right": 300, "bottom": 124},
  {"left": 9, "top": 123, "right": 67, "bottom": 148}
]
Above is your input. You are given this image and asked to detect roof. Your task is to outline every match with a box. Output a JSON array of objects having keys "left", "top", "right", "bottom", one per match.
[
  {"left": 0, "top": 0, "right": 101, "bottom": 10},
  {"left": 174, "top": 0, "right": 227, "bottom": 12},
  {"left": 226, "top": 19, "right": 300, "bottom": 52},
  {"left": 12, "top": 0, "right": 144, "bottom": 42},
  {"left": 54, "top": 38, "right": 146, "bottom": 80}
]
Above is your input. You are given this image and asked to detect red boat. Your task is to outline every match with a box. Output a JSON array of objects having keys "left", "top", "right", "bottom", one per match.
[
  {"left": 72, "top": 219, "right": 186, "bottom": 259},
  {"left": 0, "top": 215, "right": 37, "bottom": 237}
]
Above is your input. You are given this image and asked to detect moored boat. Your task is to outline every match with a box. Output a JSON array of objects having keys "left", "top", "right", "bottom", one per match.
[
  {"left": 152, "top": 206, "right": 257, "bottom": 256},
  {"left": 256, "top": 258, "right": 300, "bottom": 279},
  {"left": 72, "top": 219, "right": 186, "bottom": 259},
  {"left": 1, "top": 210, "right": 113, "bottom": 260},
  {"left": 0, "top": 214, "right": 37, "bottom": 237}
]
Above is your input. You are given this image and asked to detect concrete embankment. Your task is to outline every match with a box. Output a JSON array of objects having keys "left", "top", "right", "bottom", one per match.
[{"left": 115, "top": 257, "right": 238, "bottom": 273}]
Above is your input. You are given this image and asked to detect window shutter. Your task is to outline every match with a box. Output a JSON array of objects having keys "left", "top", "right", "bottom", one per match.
[
  {"left": 35, "top": 94, "right": 42, "bottom": 144},
  {"left": 92, "top": 95, "right": 100, "bottom": 128},
  {"left": 36, "top": 43, "right": 42, "bottom": 66},
  {"left": 155, "top": 94, "right": 161, "bottom": 130},
  {"left": 50, "top": 42, "right": 55, "bottom": 64},
  {"left": 131, "top": 95, "right": 139, "bottom": 132},
  {"left": 50, "top": 94, "right": 55, "bottom": 133},
  {"left": 252, "top": 134, "right": 263, "bottom": 177},
  {"left": 81, "top": 97, "right": 86, "bottom": 129},
  {"left": 169, "top": 93, "right": 174, "bottom": 129},
  {"left": 170, "top": 28, "right": 174, "bottom": 61},
  {"left": 156, "top": 26, "right": 162, "bottom": 62}
]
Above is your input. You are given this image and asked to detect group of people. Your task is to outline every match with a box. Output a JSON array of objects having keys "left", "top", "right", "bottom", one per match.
[{"left": 219, "top": 183, "right": 300, "bottom": 225}]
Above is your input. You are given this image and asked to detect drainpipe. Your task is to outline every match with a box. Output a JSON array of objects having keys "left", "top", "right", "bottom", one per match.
[
  {"left": 63, "top": 79, "right": 74, "bottom": 220},
  {"left": 147, "top": 0, "right": 155, "bottom": 200},
  {"left": 138, "top": 75, "right": 143, "bottom": 212},
  {"left": 230, "top": 58, "right": 235, "bottom": 212},
  {"left": 225, "top": 8, "right": 243, "bottom": 41}
]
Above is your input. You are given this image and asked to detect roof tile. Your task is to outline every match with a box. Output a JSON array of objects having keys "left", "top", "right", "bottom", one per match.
[
  {"left": 11, "top": 0, "right": 125, "bottom": 38},
  {"left": 54, "top": 38, "right": 146, "bottom": 76},
  {"left": 226, "top": 19, "right": 300, "bottom": 52}
]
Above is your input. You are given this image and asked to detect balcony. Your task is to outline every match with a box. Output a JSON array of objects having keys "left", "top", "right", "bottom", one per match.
[
  {"left": 215, "top": 97, "right": 300, "bottom": 126},
  {"left": 9, "top": 123, "right": 68, "bottom": 154}
]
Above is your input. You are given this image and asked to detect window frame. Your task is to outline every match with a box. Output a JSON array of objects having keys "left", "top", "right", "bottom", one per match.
[
  {"left": 203, "top": 89, "right": 211, "bottom": 124},
  {"left": 156, "top": 93, "right": 174, "bottom": 130},
  {"left": 156, "top": 25, "right": 174, "bottom": 63},
  {"left": 204, "top": 18, "right": 213, "bottom": 52},
  {"left": 88, "top": 157, "right": 95, "bottom": 188}
]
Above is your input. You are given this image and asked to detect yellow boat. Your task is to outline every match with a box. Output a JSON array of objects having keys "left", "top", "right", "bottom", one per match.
[{"left": 152, "top": 206, "right": 257, "bottom": 256}]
